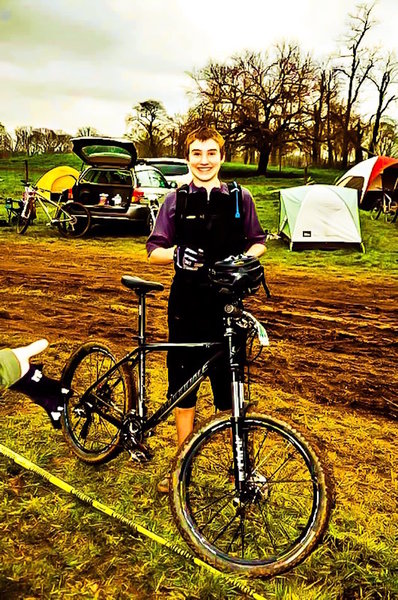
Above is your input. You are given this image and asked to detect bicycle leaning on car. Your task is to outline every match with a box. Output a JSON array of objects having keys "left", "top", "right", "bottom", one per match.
[{"left": 60, "top": 255, "right": 335, "bottom": 577}]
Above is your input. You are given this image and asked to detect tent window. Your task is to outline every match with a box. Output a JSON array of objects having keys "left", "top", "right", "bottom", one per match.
[{"left": 337, "top": 176, "right": 364, "bottom": 191}]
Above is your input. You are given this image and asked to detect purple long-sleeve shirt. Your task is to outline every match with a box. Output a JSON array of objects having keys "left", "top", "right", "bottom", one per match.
[{"left": 146, "top": 182, "right": 266, "bottom": 256}]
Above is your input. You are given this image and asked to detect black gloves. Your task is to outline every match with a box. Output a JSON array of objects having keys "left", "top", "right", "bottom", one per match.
[{"left": 174, "top": 246, "right": 205, "bottom": 271}]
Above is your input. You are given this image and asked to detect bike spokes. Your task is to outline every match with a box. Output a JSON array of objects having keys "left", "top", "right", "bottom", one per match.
[
  {"left": 172, "top": 416, "right": 331, "bottom": 573},
  {"left": 62, "top": 343, "right": 134, "bottom": 463}
]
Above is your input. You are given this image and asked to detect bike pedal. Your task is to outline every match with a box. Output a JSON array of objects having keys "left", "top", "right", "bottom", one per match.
[{"left": 128, "top": 449, "right": 151, "bottom": 463}]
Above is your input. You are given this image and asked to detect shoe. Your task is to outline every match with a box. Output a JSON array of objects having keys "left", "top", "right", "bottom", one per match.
[{"left": 157, "top": 475, "right": 170, "bottom": 494}]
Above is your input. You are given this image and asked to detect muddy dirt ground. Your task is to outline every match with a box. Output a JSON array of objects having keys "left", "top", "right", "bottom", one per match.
[{"left": 1, "top": 236, "right": 397, "bottom": 419}]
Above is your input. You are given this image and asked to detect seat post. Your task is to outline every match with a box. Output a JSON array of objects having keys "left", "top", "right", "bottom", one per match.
[
  {"left": 137, "top": 291, "right": 147, "bottom": 415},
  {"left": 137, "top": 291, "right": 146, "bottom": 347}
]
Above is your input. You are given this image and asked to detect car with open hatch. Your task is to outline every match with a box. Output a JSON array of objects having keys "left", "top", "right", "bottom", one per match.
[{"left": 62, "top": 137, "right": 174, "bottom": 232}]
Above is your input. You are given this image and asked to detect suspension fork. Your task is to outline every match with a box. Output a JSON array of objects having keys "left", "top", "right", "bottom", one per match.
[{"left": 225, "top": 318, "right": 248, "bottom": 494}]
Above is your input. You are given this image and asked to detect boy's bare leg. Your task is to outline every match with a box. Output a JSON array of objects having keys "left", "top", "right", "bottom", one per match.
[
  {"left": 175, "top": 406, "right": 196, "bottom": 446},
  {"left": 157, "top": 406, "right": 196, "bottom": 492}
]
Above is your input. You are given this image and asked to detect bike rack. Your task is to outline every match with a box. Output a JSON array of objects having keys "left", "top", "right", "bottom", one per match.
[{"left": 0, "top": 442, "right": 267, "bottom": 600}]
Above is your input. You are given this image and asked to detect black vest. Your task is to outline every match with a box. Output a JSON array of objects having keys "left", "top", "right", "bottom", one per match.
[{"left": 175, "top": 184, "right": 247, "bottom": 269}]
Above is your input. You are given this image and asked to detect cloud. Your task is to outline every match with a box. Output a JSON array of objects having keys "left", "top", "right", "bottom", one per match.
[{"left": 1, "top": 0, "right": 397, "bottom": 136}]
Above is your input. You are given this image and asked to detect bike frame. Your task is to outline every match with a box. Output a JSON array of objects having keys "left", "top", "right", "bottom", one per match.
[
  {"left": 75, "top": 289, "right": 250, "bottom": 492},
  {"left": 22, "top": 187, "right": 74, "bottom": 224},
  {"left": 80, "top": 293, "right": 246, "bottom": 432}
]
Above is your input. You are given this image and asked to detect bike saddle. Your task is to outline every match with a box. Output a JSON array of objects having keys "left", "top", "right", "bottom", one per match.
[{"left": 121, "top": 275, "right": 164, "bottom": 294}]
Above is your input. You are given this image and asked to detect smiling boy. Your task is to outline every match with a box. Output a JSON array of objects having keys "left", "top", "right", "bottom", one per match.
[{"left": 146, "top": 127, "right": 265, "bottom": 492}]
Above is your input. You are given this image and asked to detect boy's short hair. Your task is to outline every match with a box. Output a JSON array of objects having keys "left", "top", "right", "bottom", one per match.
[{"left": 185, "top": 127, "right": 225, "bottom": 159}]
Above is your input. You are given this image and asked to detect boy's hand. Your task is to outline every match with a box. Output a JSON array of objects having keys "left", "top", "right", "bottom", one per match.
[{"left": 174, "top": 246, "right": 205, "bottom": 271}]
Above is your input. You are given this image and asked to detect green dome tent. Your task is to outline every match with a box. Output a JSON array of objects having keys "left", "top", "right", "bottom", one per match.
[{"left": 279, "top": 185, "right": 363, "bottom": 251}]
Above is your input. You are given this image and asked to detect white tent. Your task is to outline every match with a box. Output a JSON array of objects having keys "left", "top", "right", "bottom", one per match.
[{"left": 279, "top": 185, "right": 363, "bottom": 251}]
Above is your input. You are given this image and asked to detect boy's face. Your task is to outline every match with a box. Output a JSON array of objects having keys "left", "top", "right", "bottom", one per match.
[{"left": 188, "top": 138, "right": 224, "bottom": 184}]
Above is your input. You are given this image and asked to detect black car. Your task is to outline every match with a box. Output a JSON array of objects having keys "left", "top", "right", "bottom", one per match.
[{"left": 63, "top": 137, "right": 173, "bottom": 232}]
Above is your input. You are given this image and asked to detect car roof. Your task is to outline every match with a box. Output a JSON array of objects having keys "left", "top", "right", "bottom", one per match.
[{"left": 143, "top": 157, "right": 188, "bottom": 164}]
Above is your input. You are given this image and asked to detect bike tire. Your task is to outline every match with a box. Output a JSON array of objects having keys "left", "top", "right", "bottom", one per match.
[
  {"left": 370, "top": 205, "right": 382, "bottom": 220},
  {"left": 146, "top": 213, "right": 156, "bottom": 234},
  {"left": 16, "top": 209, "right": 32, "bottom": 234},
  {"left": 61, "top": 341, "right": 136, "bottom": 464},
  {"left": 385, "top": 209, "right": 397, "bottom": 224},
  {"left": 57, "top": 201, "right": 91, "bottom": 238},
  {"left": 170, "top": 412, "right": 334, "bottom": 577}
]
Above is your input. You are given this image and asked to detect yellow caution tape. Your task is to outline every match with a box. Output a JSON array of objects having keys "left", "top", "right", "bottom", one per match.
[{"left": 0, "top": 442, "right": 267, "bottom": 600}]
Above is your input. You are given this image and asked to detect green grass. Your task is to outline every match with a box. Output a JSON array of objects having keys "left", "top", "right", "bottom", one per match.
[
  {"left": 0, "top": 153, "right": 397, "bottom": 598},
  {"left": 1, "top": 379, "right": 397, "bottom": 599},
  {"left": 1, "top": 153, "right": 397, "bottom": 279}
]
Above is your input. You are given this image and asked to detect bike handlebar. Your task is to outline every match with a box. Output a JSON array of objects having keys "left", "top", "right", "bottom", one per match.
[
  {"left": 224, "top": 304, "right": 269, "bottom": 346},
  {"left": 20, "top": 181, "right": 52, "bottom": 196}
]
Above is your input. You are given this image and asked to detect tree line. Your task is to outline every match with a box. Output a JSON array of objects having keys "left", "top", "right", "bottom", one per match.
[{"left": 1, "top": 3, "right": 397, "bottom": 174}]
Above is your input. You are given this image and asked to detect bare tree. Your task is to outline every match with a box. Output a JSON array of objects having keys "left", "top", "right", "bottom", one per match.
[
  {"left": 334, "top": 3, "right": 377, "bottom": 167},
  {"left": 191, "top": 44, "right": 316, "bottom": 174},
  {"left": 367, "top": 52, "right": 398, "bottom": 154},
  {"left": 375, "top": 117, "right": 398, "bottom": 156},
  {"left": 14, "top": 126, "right": 33, "bottom": 155},
  {"left": 0, "top": 122, "right": 13, "bottom": 154},
  {"left": 300, "top": 64, "right": 344, "bottom": 166},
  {"left": 125, "top": 100, "right": 172, "bottom": 157},
  {"left": 75, "top": 126, "right": 101, "bottom": 137}
]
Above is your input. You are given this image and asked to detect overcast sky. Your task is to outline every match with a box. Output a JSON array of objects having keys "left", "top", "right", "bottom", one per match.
[{"left": 1, "top": 0, "right": 397, "bottom": 138}]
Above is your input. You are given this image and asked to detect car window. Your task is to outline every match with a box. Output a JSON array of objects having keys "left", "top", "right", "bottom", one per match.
[
  {"left": 109, "top": 170, "right": 132, "bottom": 185},
  {"left": 136, "top": 168, "right": 168, "bottom": 188},
  {"left": 80, "top": 169, "right": 132, "bottom": 185},
  {"left": 81, "top": 169, "right": 100, "bottom": 183},
  {"left": 154, "top": 163, "right": 189, "bottom": 177}
]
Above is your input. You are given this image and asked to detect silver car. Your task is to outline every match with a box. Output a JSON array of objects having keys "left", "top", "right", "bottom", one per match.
[{"left": 143, "top": 157, "right": 192, "bottom": 187}]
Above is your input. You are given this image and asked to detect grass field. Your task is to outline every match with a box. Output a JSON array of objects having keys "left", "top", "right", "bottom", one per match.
[{"left": 0, "top": 153, "right": 397, "bottom": 599}]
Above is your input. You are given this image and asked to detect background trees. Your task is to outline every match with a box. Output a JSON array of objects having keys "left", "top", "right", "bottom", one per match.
[
  {"left": 2, "top": 3, "right": 397, "bottom": 172},
  {"left": 125, "top": 100, "right": 173, "bottom": 157}
]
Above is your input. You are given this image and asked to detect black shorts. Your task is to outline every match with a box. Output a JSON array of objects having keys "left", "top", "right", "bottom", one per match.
[{"left": 167, "top": 279, "right": 243, "bottom": 410}]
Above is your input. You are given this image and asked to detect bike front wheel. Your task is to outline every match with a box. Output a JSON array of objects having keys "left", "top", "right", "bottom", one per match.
[
  {"left": 170, "top": 413, "right": 334, "bottom": 577},
  {"left": 61, "top": 341, "right": 136, "bottom": 464},
  {"left": 16, "top": 207, "right": 32, "bottom": 234},
  {"left": 57, "top": 201, "right": 91, "bottom": 238}
]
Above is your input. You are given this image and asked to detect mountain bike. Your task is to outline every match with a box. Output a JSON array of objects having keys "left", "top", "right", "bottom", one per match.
[
  {"left": 60, "top": 272, "right": 334, "bottom": 577},
  {"left": 16, "top": 180, "right": 91, "bottom": 237},
  {"left": 370, "top": 191, "right": 398, "bottom": 223}
]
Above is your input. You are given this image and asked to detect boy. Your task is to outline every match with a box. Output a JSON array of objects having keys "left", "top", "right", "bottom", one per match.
[{"left": 146, "top": 127, "right": 266, "bottom": 491}]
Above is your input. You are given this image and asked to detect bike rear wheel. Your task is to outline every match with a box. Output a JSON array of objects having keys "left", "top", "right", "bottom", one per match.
[
  {"left": 171, "top": 413, "right": 334, "bottom": 577},
  {"left": 61, "top": 341, "right": 136, "bottom": 464},
  {"left": 57, "top": 201, "right": 91, "bottom": 237}
]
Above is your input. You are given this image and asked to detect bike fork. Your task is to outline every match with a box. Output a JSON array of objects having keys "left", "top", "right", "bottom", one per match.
[{"left": 231, "top": 381, "right": 248, "bottom": 495}]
